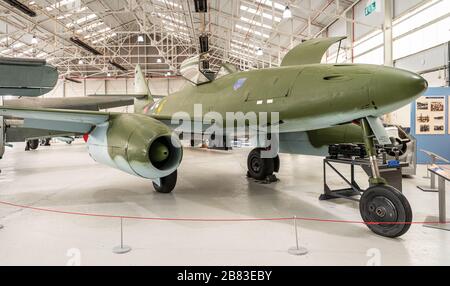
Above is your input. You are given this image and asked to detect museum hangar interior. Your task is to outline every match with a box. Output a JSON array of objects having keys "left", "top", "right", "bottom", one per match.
[{"left": 0, "top": 0, "right": 449, "bottom": 266}]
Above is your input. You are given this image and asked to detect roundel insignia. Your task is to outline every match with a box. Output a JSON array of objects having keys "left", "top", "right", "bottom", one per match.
[{"left": 233, "top": 78, "right": 247, "bottom": 91}]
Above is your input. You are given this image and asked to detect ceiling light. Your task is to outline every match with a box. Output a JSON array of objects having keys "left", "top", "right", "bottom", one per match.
[
  {"left": 70, "top": 37, "right": 102, "bottom": 55},
  {"left": 165, "top": 71, "right": 171, "bottom": 77},
  {"left": 137, "top": 35, "right": 144, "bottom": 43},
  {"left": 157, "top": 58, "right": 162, "bottom": 63},
  {"left": 3, "top": 0, "right": 37, "bottom": 17},
  {"left": 78, "top": 59, "right": 84, "bottom": 64},
  {"left": 283, "top": 6, "right": 292, "bottom": 19},
  {"left": 107, "top": 72, "right": 111, "bottom": 77},
  {"left": 31, "top": 35, "right": 38, "bottom": 44},
  {"left": 256, "top": 48, "right": 263, "bottom": 56}
]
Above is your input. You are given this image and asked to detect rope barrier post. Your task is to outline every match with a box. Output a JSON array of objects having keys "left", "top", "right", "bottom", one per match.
[
  {"left": 288, "top": 216, "right": 308, "bottom": 256},
  {"left": 113, "top": 217, "right": 131, "bottom": 254}
]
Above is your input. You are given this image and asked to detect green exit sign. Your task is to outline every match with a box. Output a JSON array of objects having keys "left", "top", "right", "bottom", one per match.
[{"left": 365, "top": 1, "right": 376, "bottom": 16}]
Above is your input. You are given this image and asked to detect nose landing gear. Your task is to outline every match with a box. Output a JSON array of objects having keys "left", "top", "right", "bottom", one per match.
[
  {"left": 359, "top": 118, "right": 412, "bottom": 238},
  {"left": 360, "top": 185, "right": 412, "bottom": 237}
]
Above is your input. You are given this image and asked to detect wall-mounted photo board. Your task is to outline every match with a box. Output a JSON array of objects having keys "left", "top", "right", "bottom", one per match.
[{"left": 415, "top": 96, "right": 446, "bottom": 135}]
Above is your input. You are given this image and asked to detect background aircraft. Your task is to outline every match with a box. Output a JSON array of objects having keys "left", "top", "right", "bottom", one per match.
[
  {"left": 0, "top": 57, "right": 137, "bottom": 155},
  {"left": 0, "top": 37, "right": 428, "bottom": 238}
]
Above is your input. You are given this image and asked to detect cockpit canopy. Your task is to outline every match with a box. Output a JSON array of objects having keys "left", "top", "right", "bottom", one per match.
[{"left": 179, "top": 53, "right": 237, "bottom": 85}]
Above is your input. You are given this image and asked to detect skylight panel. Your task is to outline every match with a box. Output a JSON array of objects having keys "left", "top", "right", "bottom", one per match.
[
  {"left": 162, "top": 20, "right": 188, "bottom": 30},
  {"left": 255, "top": 0, "right": 285, "bottom": 11},
  {"left": 84, "top": 27, "right": 111, "bottom": 39},
  {"left": 91, "top": 32, "right": 116, "bottom": 44},
  {"left": 156, "top": 13, "right": 185, "bottom": 25},
  {"left": 155, "top": 0, "right": 182, "bottom": 9},
  {"left": 12, "top": 42, "right": 24, "bottom": 49},
  {"left": 235, "top": 24, "right": 270, "bottom": 38},
  {"left": 232, "top": 39, "right": 257, "bottom": 49},
  {"left": 57, "top": 6, "right": 88, "bottom": 20},
  {"left": 240, "top": 16, "right": 272, "bottom": 30},
  {"left": 46, "top": 0, "right": 77, "bottom": 11},
  {"left": 0, "top": 48, "right": 11, "bottom": 54},
  {"left": 240, "top": 5, "right": 281, "bottom": 22},
  {"left": 76, "top": 22, "right": 104, "bottom": 33},
  {"left": 66, "top": 14, "right": 97, "bottom": 28}
]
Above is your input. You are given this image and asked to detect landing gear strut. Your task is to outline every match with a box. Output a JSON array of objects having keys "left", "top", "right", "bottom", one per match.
[
  {"left": 359, "top": 118, "right": 412, "bottom": 238},
  {"left": 246, "top": 148, "right": 279, "bottom": 182}
]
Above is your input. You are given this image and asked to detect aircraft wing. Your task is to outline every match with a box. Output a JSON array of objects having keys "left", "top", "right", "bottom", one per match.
[
  {"left": 4, "top": 96, "right": 134, "bottom": 111},
  {"left": 0, "top": 57, "right": 58, "bottom": 96},
  {"left": 0, "top": 107, "right": 109, "bottom": 134},
  {"left": 281, "top": 36, "right": 346, "bottom": 66}
]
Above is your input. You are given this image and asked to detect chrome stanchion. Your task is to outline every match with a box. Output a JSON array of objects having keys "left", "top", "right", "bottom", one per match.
[
  {"left": 113, "top": 217, "right": 131, "bottom": 254},
  {"left": 288, "top": 216, "right": 308, "bottom": 256}
]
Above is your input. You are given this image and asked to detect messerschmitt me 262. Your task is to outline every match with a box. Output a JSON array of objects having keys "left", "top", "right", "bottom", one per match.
[{"left": 0, "top": 37, "right": 428, "bottom": 238}]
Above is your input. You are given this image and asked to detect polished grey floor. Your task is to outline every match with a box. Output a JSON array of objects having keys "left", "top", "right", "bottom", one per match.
[{"left": 0, "top": 140, "right": 449, "bottom": 265}]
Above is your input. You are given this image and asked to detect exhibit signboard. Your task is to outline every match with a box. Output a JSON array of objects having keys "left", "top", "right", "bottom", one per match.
[{"left": 415, "top": 96, "right": 446, "bottom": 135}]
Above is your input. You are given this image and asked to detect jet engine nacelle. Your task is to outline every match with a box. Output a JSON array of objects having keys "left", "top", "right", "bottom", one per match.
[{"left": 86, "top": 114, "right": 182, "bottom": 180}]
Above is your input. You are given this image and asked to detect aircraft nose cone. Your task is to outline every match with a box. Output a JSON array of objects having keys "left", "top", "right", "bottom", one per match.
[{"left": 371, "top": 67, "right": 428, "bottom": 109}]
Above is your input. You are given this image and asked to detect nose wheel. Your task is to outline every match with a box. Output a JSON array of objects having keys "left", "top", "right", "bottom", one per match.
[{"left": 360, "top": 185, "right": 412, "bottom": 238}]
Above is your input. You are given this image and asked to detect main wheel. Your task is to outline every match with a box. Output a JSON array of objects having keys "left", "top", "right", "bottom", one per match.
[
  {"left": 153, "top": 170, "right": 177, "bottom": 193},
  {"left": 360, "top": 185, "right": 412, "bottom": 238},
  {"left": 247, "top": 148, "right": 274, "bottom": 180},
  {"left": 28, "top": 139, "right": 39, "bottom": 150}
]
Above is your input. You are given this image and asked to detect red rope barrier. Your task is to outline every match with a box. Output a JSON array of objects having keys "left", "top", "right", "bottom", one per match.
[{"left": 0, "top": 200, "right": 449, "bottom": 225}]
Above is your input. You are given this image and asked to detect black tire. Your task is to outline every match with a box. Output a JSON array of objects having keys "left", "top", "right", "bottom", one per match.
[
  {"left": 360, "top": 185, "right": 412, "bottom": 238},
  {"left": 273, "top": 155, "right": 280, "bottom": 173},
  {"left": 247, "top": 148, "right": 274, "bottom": 180},
  {"left": 153, "top": 170, "right": 177, "bottom": 193},
  {"left": 28, "top": 139, "right": 39, "bottom": 150}
]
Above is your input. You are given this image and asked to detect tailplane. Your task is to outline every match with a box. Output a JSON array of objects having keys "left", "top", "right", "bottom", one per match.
[
  {"left": 87, "top": 64, "right": 155, "bottom": 114},
  {"left": 133, "top": 65, "right": 154, "bottom": 113}
]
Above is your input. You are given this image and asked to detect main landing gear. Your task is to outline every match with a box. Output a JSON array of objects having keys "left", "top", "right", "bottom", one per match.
[
  {"left": 25, "top": 139, "right": 39, "bottom": 151},
  {"left": 153, "top": 170, "right": 177, "bottom": 194},
  {"left": 358, "top": 119, "right": 412, "bottom": 237},
  {"left": 246, "top": 148, "right": 280, "bottom": 182}
]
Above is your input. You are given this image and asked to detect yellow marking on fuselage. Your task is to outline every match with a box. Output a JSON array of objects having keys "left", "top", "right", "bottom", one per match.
[{"left": 156, "top": 99, "right": 167, "bottom": 114}]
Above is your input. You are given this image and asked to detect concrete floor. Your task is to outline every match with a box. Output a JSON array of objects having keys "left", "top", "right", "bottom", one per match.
[{"left": 0, "top": 140, "right": 449, "bottom": 266}]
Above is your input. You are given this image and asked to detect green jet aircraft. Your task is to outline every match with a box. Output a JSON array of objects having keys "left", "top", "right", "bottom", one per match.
[{"left": 0, "top": 37, "right": 428, "bottom": 238}]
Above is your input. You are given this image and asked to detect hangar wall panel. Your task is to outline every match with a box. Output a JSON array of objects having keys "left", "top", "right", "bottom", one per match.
[
  {"left": 395, "top": 43, "right": 448, "bottom": 73},
  {"left": 353, "top": 0, "right": 384, "bottom": 40},
  {"left": 44, "top": 79, "right": 65, "bottom": 98},
  {"left": 65, "top": 80, "right": 84, "bottom": 98},
  {"left": 85, "top": 80, "right": 105, "bottom": 96},
  {"left": 106, "top": 78, "right": 128, "bottom": 94},
  {"left": 394, "top": 0, "right": 425, "bottom": 17}
]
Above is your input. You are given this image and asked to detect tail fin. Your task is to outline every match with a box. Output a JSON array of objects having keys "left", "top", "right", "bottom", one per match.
[{"left": 134, "top": 65, "right": 154, "bottom": 113}]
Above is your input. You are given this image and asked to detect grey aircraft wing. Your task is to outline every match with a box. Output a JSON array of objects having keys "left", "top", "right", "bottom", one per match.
[{"left": 4, "top": 96, "right": 134, "bottom": 111}]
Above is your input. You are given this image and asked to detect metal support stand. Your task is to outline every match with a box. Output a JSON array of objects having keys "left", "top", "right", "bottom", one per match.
[
  {"left": 288, "top": 216, "right": 308, "bottom": 256},
  {"left": 424, "top": 166, "right": 450, "bottom": 231},
  {"left": 113, "top": 218, "right": 132, "bottom": 254},
  {"left": 321, "top": 157, "right": 407, "bottom": 201}
]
